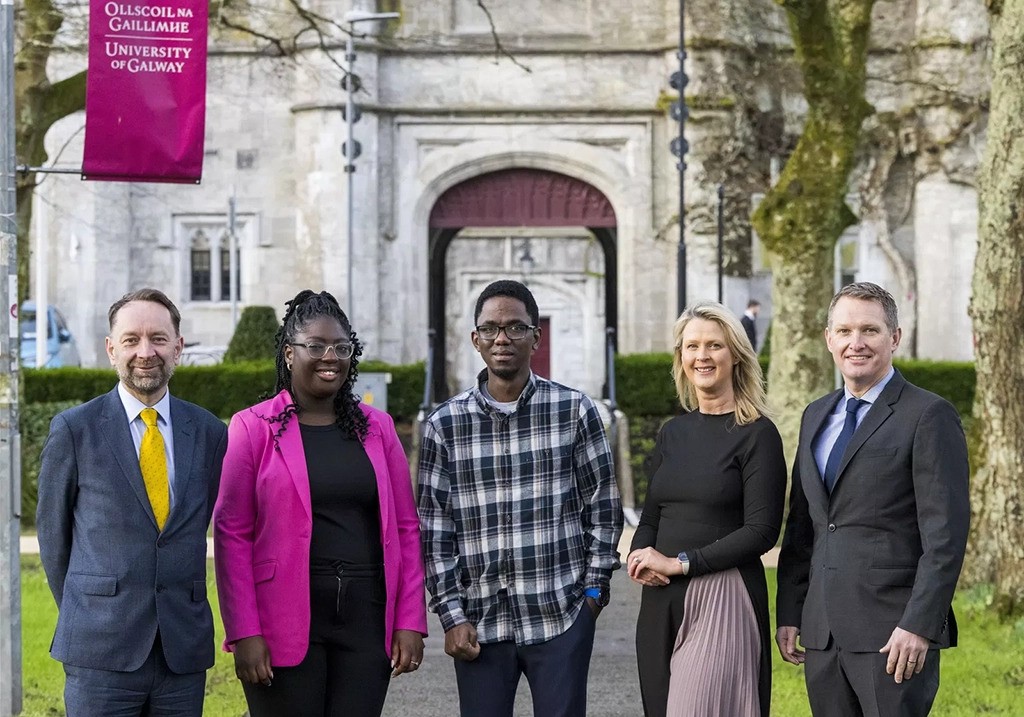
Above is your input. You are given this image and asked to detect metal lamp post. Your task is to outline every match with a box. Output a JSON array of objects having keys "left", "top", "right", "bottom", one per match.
[
  {"left": 342, "top": 10, "right": 398, "bottom": 316},
  {"left": 0, "top": 0, "right": 21, "bottom": 712}
]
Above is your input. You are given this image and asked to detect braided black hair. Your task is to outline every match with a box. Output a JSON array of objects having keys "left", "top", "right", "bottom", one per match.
[{"left": 261, "top": 289, "right": 369, "bottom": 446}]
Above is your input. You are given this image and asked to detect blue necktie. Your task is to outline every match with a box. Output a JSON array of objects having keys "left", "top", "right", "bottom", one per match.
[{"left": 823, "top": 397, "right": 865, "bottom": 493}]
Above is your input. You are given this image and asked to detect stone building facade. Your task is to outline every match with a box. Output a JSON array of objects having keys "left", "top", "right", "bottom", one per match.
[{"left": 34, "top": 0, "right": 987, "bottom": 397}]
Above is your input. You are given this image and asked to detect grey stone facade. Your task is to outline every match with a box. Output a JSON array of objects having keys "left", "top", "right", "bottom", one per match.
[{"left": 34, "top": 0, "right": 986, "bottom": 394}]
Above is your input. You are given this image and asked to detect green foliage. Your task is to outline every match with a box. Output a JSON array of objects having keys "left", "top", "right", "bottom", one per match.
[
  {"left": 615, "top": 353, "right": 677, "bottom": 416},
  {"left": 23, "top": 367, "right": 117, "bottom": 403},
  {"left": 892, "top": 359, "right": 975, "bottom": 418},
  {"left": 223, "top": 306, "right": 279, "bottom": 364},
  {"left": 169, "top": 363, "right": 278, "bottom": 418},
  {"left": 617, "top": 354, "right": 975, "bottom": 508},
  {"left": 615, "top": 354, "right": 974, "bottom": 419},
  {"left": 627, "top": 415, "right": 669, "bottom": 507},
  {"left": 359, "top": 360, "right": 426, "bottom": 423},
  {"left": 22, "top": 360, "right": 427, "bottom": 423},
  {"left": 20, "top": 401, "right": 78, "bottom": 528}
]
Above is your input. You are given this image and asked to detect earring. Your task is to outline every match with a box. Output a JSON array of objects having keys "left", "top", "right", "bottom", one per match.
[{"left": 286, "top": 362, "right": 292, "bottom": 371}]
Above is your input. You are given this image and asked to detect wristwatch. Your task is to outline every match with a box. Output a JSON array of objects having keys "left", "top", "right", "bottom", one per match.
[
  {"left": 584, "top": 585, "right": 610, "bottom": 607},
  {"left": 677, "top": 551, "right": 690, "bottom": 575}
]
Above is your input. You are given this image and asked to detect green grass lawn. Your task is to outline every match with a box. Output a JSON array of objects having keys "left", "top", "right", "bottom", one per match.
[
  {"left": 20, "top": 556, "right": 248, "bottom": 717},
  {"left": 19, "top": 556, "right": 1024, "bottom": 716}
]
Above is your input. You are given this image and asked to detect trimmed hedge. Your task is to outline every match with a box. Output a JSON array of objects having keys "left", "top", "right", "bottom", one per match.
[
  {"left": 21, "top": 401, "right": 78, "bottom": 527},
  {"left": 614, "top": 354, "right": 975, "bottom": 418},
  {"left": 22, "top": 359, "right": 427, "bottom": 423}
]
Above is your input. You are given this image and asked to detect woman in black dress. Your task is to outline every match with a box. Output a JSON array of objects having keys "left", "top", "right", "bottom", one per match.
[{"left": 628, "top": 301, "right": 786, "bottom": 717}]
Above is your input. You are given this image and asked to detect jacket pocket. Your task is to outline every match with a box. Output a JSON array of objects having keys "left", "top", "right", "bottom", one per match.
[
  {"left": 70, "top": 573, "right": 117, "bottom": 596},
  {"left": 253, "top": 560, "right": 277, "bottom": 584},
  {"left": 192, "top": 580, "right": 207, "bottom": 602}
]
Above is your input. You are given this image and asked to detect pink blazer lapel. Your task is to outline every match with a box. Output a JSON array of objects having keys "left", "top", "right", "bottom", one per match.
[
  {"left": 266, "top": 392, "right": 312, "bottom": 523},
  {"left": 359, "top": 411, "right": 391, "bottom": 536}
]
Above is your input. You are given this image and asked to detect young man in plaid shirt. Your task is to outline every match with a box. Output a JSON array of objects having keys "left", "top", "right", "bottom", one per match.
[{"left": 418, "top": 279, "right": 623, "bottom": 717}]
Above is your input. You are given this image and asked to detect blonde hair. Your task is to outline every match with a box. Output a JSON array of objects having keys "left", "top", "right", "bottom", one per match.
[{"left": 671, "top": 302, "right": 772, "bottom": 425}]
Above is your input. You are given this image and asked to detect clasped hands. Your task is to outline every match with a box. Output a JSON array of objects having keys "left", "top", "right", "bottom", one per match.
[{"left": 626, "top": 547, "right": 682, "bottom": 587}]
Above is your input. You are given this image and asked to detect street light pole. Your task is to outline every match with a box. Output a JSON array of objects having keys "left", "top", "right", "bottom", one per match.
[
  {"left": 676, "top": 0, "right": 688, "bottom": 314},
  {"left": 0, "top": 0, "right": 22, "bottom": 712},
  {"left": 342, "top": 10, "right": 398, "bottom": 316}
]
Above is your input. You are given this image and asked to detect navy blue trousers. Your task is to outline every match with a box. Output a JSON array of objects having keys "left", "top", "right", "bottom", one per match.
[{"left": 453, "top": 604, "right": 597, "bottom": 717}]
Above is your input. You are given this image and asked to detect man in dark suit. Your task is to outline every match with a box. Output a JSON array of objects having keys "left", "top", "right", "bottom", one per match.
[
  {"left": 775, "top": 282, "right": 969, "bottom": 716},
  {"left": 37, "top": 288, "right": 228, "bottom": 716},
  {"left": 741, "top": 299, "right": 760, "bottom": 351}
]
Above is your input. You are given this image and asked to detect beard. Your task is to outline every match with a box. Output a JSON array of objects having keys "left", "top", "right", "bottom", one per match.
[
  {"left": 117, "top": 360, "right": 174, "bottom": 397},
  {"left": 487, "top": 363, "right": 524, "bottom": 381}
]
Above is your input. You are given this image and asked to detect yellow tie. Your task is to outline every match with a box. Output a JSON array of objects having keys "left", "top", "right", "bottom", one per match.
[{"left": 139, "top": 408, "right": 170, "bottom": 530}]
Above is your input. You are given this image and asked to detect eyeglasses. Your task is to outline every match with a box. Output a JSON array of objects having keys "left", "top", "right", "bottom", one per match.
[
  {"left": 474, "top": 324, "right": 537, "bottom": 341},
  {"left": 289, "top": 342, "right": 354, "bottom": 360}
]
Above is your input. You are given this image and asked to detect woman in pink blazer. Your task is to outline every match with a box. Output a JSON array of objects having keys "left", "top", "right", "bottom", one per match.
[{"left": 214, "top": 290, "right": 427, "bottom": 717}]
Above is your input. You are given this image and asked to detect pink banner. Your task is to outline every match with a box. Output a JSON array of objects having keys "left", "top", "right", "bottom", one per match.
[{"left": 82, "top": 0, "right": 208, "bottom": 183}]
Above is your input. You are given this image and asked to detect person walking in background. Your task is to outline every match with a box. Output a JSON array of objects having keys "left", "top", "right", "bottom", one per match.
[
  {"left": 741, "top": 299, "right": 761, "bottom": 351},
  {"left": 418, "top": 279, "right": 623, "bottom": 717},
  {"left": 628, "top": 301, "right": 786, "bottom": 717},
  {"left": 776, "top": 282, "right": 970, "bottom": 716},
  {"left": 213, "top": 290, "right": 426, "bottom": 717},
  {"left": 36, "top": 288, "right": 228, "bottom": 716}
]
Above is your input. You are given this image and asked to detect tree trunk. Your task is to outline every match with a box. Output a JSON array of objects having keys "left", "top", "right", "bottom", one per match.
[
  {"left": 14, "top": 0, "right": 86, "bottom": 301},
  {"left": 750, "top": 0, "right": 876, "bottom": 460},
  {"left": 963, "top": 0, "right": 1024, "bottom": 617}
]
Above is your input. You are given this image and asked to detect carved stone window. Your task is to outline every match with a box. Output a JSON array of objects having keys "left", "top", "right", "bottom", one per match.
[{"left": 175, "top": 215, "right": 255, "bottom": 304}]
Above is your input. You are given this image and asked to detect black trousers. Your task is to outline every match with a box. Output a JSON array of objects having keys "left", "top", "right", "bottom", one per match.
[
  {"left": 243, "top": 567, "right": 391, "bottom": 717},
  {"left": 805, "top": 636, "right": 940, "bottom": 717}
]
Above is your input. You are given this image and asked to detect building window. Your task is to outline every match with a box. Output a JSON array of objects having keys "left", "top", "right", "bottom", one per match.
[
  {"left": 175, "top": 216, "right": 256, "bottom": 304},
  {"left": 220, "top": 247, "right": 240, "bottom": 301},
  {"left": 191, "top": 249, "right": 211, "bottom": 300}
]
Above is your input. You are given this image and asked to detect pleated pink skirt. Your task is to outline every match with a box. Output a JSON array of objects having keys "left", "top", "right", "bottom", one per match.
[{"left": 665, "top": 567, "right": 761, "bottom": 717}]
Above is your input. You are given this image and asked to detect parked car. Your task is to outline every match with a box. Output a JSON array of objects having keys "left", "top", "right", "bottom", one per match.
[{"left": 20, "top": 301, "right": 81, "bottom": 368}]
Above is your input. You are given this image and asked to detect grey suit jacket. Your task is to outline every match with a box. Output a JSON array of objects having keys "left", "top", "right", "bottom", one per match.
[
  {"left": 36, "top": 387, "right": 227, "bottom": 674},
  {"left": 776, "top": 370, "right": 970, "bottom": 652}
]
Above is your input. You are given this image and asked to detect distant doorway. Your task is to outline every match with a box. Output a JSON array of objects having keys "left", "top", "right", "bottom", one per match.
[
  {"left": 427, "top": 168, "right": 617, "bottom": 400},
  {"left": 532, "top": 317, "right": 551, "bottom": 378}
]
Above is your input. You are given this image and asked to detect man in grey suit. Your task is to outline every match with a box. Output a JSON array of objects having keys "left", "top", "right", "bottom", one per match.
[
  {"left": 37, "top": 288, "right": 228, "bottom": 716},
  {"left": 776, "top": 282, "right": 970, "bottom": 716}
]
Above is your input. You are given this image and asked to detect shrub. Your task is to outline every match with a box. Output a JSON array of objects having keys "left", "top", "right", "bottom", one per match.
[
  {"left": 22, "top": 360, "right": 427, "bottom": 422},
  {"left": 614, "top": 354, "right": 973, "bottom": 419},
  {"left": 21, "top": 401, "right": 78, "bottom": 527},
  {"left": 223, "top": 306, "right": 279, "bottom": 364}
]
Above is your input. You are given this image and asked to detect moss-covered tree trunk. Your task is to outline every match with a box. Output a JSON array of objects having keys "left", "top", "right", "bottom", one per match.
[
  {"left": 14, "top": 0, "right": 87, "bottom": 301},
  {"left": 750, "top": 0, "right": 875, "bottom": 460},
  {"left": 963, "top": 0, "right": 1024, "bottom": 617}
]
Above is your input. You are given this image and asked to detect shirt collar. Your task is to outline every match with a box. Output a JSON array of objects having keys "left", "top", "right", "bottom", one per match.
[
  {"left": 842, "top": 366, "right": 895, "bottom": 408},
  {"left": 473, "top": 369, "right": 537, "bottom": 414},
  {"left": 117, "top": 382, "right": 172, "bottom": 424}
]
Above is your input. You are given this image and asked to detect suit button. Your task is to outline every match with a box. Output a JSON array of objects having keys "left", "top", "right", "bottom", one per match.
[
  {"left": 157, "top": 539, "right": 166, "bottom": 548},
  {"left": 156, "top": 585, "right": 166, "bottom": 593},
  {"left": 828, "top": 523, "right": 837, "bottom": 532}
]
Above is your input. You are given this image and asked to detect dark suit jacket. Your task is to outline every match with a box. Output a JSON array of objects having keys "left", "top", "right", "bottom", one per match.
[
  {"left": 741, "top": 314, "right": 757, "bottom": 350},
  {"left": 36, "top": 387, "right": 228, "bottom": 674},
  {"left": 776, "top": 370, "right": 969, "bottom": 652}
]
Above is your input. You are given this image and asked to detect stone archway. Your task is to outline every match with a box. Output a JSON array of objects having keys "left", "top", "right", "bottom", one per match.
[{"left": 427, "top": 168, "right": 618, "bottom": 401}]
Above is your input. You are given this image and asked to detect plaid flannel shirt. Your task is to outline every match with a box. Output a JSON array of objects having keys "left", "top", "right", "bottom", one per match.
[{"left": 418, "top": 371, "right": 622, "bottom": 646}]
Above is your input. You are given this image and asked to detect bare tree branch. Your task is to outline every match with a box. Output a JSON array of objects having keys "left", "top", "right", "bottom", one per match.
[{"left": 475, "top": 0, "right": 532, "bottom": 73}]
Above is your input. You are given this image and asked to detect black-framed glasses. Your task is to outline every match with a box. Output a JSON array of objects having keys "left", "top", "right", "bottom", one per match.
[
  {"left": 289, "top": 341, "right": 354, "bottom": 360},
  {"left": 475, "top": 323, "right": 537, "bottom": 341}
]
